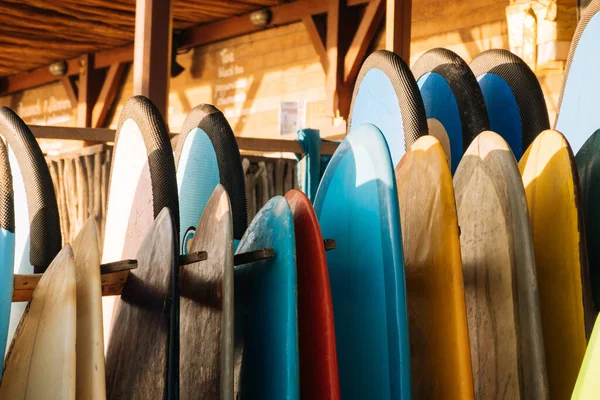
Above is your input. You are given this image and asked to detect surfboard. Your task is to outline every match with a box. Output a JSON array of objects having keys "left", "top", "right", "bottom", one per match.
[
  {"left": 173, "top": 104, "right": 247, "bottom": 253},
  {"left": 284, "top": 189, "right": 340, "bottom": 400},
  {"left": 395, "top": 135, "right": 473, "bottom": 399},
  {"left": 576, "top": 129, "right": 600, "bottom": 311},
  {"left": 180, "top": 184, "right": 234, "bottom": 399},
  {"left": 105, "top": 207, "right": 178, "bottom": 399},
  {"left": 470, "top": 49, "right": 549, "bottom": 158},
  {"left": 234, "top": 196, "right": 298, "bottom": 399},
  {"left": 348, "top": 50, "right": 428, "bottom": 165},
  {"left": 101, "top": 96, "right": 179, "bottom": 349},
  {"left": 571, "top": 316, "right": 600, "bottom": 399},
  {"left": 412, "top": 48, "right": 489, "bottom": 173},
  {"left": 314, "top": 123, "right": 410, "bottom": 399},
  {"left": 0, "top": 138, "right": 13, "bottom": 373},
  {"left": 0, "top": 244, "right": 76, "bottom": 399},
  {"left": 556, "top": 0, "right": 600, "bottom": 153},
  {"left": 0, "top": 107, "right": 62, "bottom": 348},
  {"left": 519, "top": 129, "right": 594, "bottom": 399},
  {"left": 454, "top": 130, "right": 548, "bottom": 399},
  {"left": 71, "top": 217, "right": 105, "bottom": 399}
]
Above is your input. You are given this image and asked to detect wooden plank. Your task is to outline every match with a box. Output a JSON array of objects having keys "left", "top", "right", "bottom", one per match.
[
  {"left": 302, "top": 15, "right": 328, "bottom": 72},
  {"left": 326, "top": 0, "right": 342, "bottom": 117},
  {"left": 61, "top": 76, "right": 78, "bottom": 109},
  {"left": 133, "top": 0, "right": 173, "bottom": 118},
  {"left": 30, "top": 125, "right": 115, "bottom": 142},
  {"left": 386, "top": 0, "right": 412, "bottom": 61},
  {"left": 77, "top": 53, "right": 101, "bottom": 128},
  {"left": 92, "top": 63, "right": 127, "bottom": 128},
  {"left": 234, "top": 248, "right": 274, "bottom": 266},
  {"left": 3, "top": 58, "right": 79, "bottom": 95},
  {"left": 344, "top": 0, "right": 384, "bottom": 83}
]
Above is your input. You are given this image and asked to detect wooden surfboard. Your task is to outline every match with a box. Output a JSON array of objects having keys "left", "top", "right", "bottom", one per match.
[
  {"left": 571, "top": 316, "right": 600, "bottom": 399},
  {"left": 234, "top": 196, "right": 299, "bottom": 399},
  {"left": 0, "top": 245, "right": 76, "bottom": 399},
  {"left": 314, "top": 123, "right": 411, "bottom": 399},
  {"left": 0, "top": 137, "right": 14, "bottom": 372},
  {"left": 519, "top": 129, "right": 594, "bottom": 399},
  {"left": 101, "top": 96, "right": 179, "bottom": 348},
  {"left": 395, "top": 135, "right": 474, "bottom": 399},
  {"left": 454, "top": 130, "right": 548, "bottom": 399},
  {"left": 284, "top": 189, "right": 340, "bottom": 400},
  {"left": 105, "top": 207, "right": 178, "bottom": 399},
  {"left": 180, "top": 184, "right": 234, "bottom": 399},
  {"left": 348, "top": 50, "right": 428, "bottom": 165},
  {"left": 71, "top": 217, "right": 105, "bottom": 399},
  {"left": 576, "top": 129, "right": 600, "bottom": 311}
]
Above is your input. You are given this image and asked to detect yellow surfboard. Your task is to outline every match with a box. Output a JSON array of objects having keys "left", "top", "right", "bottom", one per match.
[
  {"left": 454, "top": 131, "right": 548, "bottom": 399},
  {"left": 519, "top": 129, "right": 595, "bottom": 399},
  {"left": 71, "top": 217, "right": 106, "bottom": 399},
  {"left": 396, "top": 135, "right": 474, "bottom": 399},
  {"left": 0, "top": 245, "right": 76, "bottom": 399},
  {"left": 572, "top": 316, "right": 600, "bottom": 399}
]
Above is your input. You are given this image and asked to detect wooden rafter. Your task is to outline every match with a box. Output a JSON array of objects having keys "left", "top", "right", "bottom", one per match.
[
  {"left": 91, "top": 63, "right": 127, "bottom": 128},
  {"left": 77, "top": 53, "right": 103, "bottom": 128},
  {"left": 302, "top": 15, "right": 328, "bottom": 73},
  {"left": 325, "top": 0, "right": 343, "bottom": 117},
  {"left": 344, "top": 0, "right": 385, "bottom": 83},
  {"left": 61, "top": 76, "right": 78, "bottom": 109}
]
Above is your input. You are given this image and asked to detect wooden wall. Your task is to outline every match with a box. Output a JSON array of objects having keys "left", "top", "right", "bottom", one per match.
[{"left": 0, "top": 0, "right": 579, "bottom": 139}]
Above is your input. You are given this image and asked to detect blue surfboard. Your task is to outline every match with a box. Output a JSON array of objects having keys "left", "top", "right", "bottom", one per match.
[
  {"left": 0, "top": 138, "right": 14, "bottom": 376},
  {"left": 314, "top": 123, "right": 411, "bottom": 399},
  {"left": 0, "top": 107, "right": 61, "bottom": 348},
  {"left": 349, "top": 50, "right": 428, "bottom": 166},
  {"left": 174, "top": 104, "right": 247, "bottom": 253},
  {"left": 470, "top": 49, "right": 549, "bottom": 158},
  {"left": 234, "top": 196, "right": 298, "bottom": 399},
  {"left": 412, "top": 48, "right": 489, "bottom": 173},
  {"left": 556, "top": 0, "right": 600, "bottom": 152}
]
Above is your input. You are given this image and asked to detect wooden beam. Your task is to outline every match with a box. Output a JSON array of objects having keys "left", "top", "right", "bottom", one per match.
[
  {"left": 302, "top": 15, "right": 328, "bottom": 73},
  {"left": 326, "top": 0, "right": 342, "bottom": 117},
  {"left": 29, "top": 125, "right": 340, "bottom": 155},
  {"left": 133, "top": 0, "right": 173, "bottom": 118},
  {"left": 386, "top": 0, "right": 412, "bottom": 61},
  {"left": 77, "top": 53, "right": 102, "bottom": 128},
  {"left": 3, "top": 58, "right": 79, "bottom": 95},
  {"left": 92, "top": 63, "right": 127, "bottom": 128},
  {"left": 344, "top": 0, "right": 385, "bottom": 83},
  {"left": 61, "top": 76, "right": 78, "bottom": 109}
]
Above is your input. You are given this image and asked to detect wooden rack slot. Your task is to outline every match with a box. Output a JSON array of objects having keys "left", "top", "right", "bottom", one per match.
[
  {"left": 324, "top": 239, "right": 336, "bottom": 251},
  {"left": 234, "top": 248, "right": 275, "bottom": 266}
]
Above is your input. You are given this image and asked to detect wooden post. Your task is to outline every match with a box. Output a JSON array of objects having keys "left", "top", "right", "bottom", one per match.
[
  {"left": 133, "top": 0, "right": 173, "bottom": 119},
  {"left": 77, "top": 53, "right": 102, "bottom": 128},
  {"left": 386, "top": 0, "right": 412, "bottom": 62}
]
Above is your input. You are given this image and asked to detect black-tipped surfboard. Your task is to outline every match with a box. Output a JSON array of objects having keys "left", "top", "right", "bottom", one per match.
[
  {"left": 470, "top": 49, "right": 549, "bottom": 158},
  {"left": 0, "top": 107, "right": 61, "bottom": 348},
  {"left": 0, "top": 138, "right": 13, "bottom": 371},
  {"left": 349, "top": 50, "right": 428, "bottom": 165},
  {"left": 105, "top": 207, "right": 178, "bottom": 400},
  {"left": 174, "top": 104, "right": 247, "bottom": 253},
  {"left": 556, "top": 0, "right": 600, "bottom": 152},
  {"left": 412, "top": 48, "right": 489, "bottom": 172},
  {"left": 101, "top": 96, "right": 179, "bottom": 398},
  {"left": 180, "top": 184, "right": 234, "bottom": 399}
]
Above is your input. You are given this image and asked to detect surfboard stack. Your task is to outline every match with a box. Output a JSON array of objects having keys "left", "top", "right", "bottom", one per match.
[{"left": 3, "top": 3, "right": 600, "bottom": 399}]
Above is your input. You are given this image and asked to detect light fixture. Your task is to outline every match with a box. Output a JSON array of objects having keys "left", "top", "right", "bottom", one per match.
[
  {"left": 250, "top": 9, "right": 271, "bottom": 28},
  {"left": 49, "top": 60, "right": 68, "bottom": 77}
]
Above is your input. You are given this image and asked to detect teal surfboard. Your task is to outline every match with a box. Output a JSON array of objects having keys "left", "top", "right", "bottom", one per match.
[
  {"left": 174, "top": 104, "right": 247, "bottom": 254},
  {"left": 412, "top": 48, "right": 489, "bottom": 173},
  {"left": 556, "top": 0, "right": 600, "bottom": 152},
  {"left": 0, "top": 108, "right": 61, "bottom": 348},
  {"left": 313, "top": 123, "right": 411, "bottom": 399},
  {"left": 470, "top": 49, "right": 549, "bottom": 158},
  {"left": 0, "top": 137, "right": 14, "bottom": 375},
  {"left": 234, "top": 196, "right": 298, "bottom": 399},
  {"left": 348, "top": 50, "right": 428, "bottom": 166}
]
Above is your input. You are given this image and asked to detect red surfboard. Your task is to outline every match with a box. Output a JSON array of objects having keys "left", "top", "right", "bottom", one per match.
[{"left": 284, "top": 190, "right": 340, "bottom": 400}]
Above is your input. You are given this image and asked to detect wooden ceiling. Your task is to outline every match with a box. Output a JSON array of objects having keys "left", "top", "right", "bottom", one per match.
[{"left": 0, "top": 0, "right": 286, "bottom": 76}]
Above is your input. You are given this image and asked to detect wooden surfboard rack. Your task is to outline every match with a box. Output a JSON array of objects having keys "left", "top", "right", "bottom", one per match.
[{"left": 12, "top": 238, "right": 337, "bottom": 302}]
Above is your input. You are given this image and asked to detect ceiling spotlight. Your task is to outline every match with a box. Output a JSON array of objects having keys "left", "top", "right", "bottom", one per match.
[
  {"left": 250, "top": 9, "right": 271, "bottom": 28},
  {"left": 49, "top": 60, "right": 68, "bottom": 77}
]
